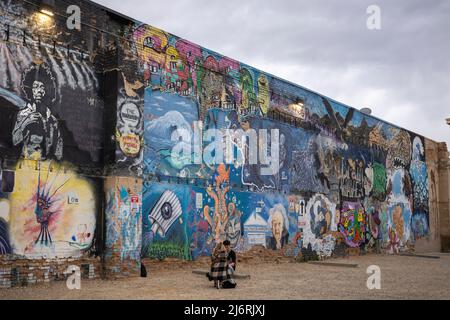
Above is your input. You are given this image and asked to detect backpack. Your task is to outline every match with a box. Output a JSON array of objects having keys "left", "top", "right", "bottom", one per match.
[
  {"left": 141, "top": 263, "right": 147, "bottom": 277},
  {"left": 221, "top": 279, "right": 237, "bottom": 289}
]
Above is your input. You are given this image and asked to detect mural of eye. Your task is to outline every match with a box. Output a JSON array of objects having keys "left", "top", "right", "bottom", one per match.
[
  {"left": 161, "top": 202, "right": 172, "bottom": 220},
  {"left": 148, "top": 190, "right": 182, "bottom": 237}
]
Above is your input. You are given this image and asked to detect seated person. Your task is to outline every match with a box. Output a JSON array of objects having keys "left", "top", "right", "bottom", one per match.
[
  {"left": 209, "top": 242, "right": 231, "bottom": 289},
  {"left": 223, "top": 240, "right": 237, "bottom": 271}
]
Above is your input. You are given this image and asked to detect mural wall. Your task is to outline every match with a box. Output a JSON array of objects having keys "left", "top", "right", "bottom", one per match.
[
  {"left": 0, "top": 0, "right": 139, "bottom": 268},
  {"left": 137, "top": 24, "right": 434, "bottom": 260},
  {"left": 0, "top": 0, "right": 440, "bottom": 270},
  {"left": 105, "top": 177, "right": 142, "bottom": 262}
]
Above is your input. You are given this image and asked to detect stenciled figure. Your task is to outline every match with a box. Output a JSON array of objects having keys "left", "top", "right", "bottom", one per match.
[{"left": 12, "top": 63, "right": 63, "bottom": 160}]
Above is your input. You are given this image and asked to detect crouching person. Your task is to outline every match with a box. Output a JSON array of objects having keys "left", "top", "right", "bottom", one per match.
[{"left": 210, "top": 242, "right": 232, "bottom": 289}]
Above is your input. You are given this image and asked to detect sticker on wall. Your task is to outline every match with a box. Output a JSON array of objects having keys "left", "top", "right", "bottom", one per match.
[
  {"left": 67, "top": 192, "right": 80, "bottom": 205},
  {"left": 149, "top": 190, "right": 182, "bottom": 237},
  {"left": 119, "top": 102, "right": 142, "bottom": 129},
  {"left": 131, "top": 194, "right": 140, "bottom": 211},
  {"left": 116, "top": 131, "right": 142, "bottom": 157},
  {"left": 195, "top": 193, "right": 203, "bottom": 209}
]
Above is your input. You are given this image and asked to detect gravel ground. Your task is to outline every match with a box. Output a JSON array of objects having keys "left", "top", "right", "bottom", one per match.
[{"left": 1, "top": 253, "right": 449, "bottom": 300}]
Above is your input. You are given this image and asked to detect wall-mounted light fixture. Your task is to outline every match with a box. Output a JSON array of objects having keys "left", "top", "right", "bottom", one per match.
[
  {"left": 361, "top": 107, "right": 373, "bottom": 115},
  {"left": 39, "top": 0, "right": 55, "bottom": 17},
  {"left": 288, "top": 99, "right": 306, "bottom": 120}
]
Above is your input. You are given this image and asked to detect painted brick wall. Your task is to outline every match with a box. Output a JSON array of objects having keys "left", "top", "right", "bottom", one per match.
[
  {"left": 0, "top": 0, "right": 143, "bottom": 287},
  {"left": 0, "top": 0, "right": 447, "bottom": 290}
]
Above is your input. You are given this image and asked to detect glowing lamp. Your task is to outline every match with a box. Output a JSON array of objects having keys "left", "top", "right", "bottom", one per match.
[{"left": 39, "top": 0, "right": 55, "bottom": 16}]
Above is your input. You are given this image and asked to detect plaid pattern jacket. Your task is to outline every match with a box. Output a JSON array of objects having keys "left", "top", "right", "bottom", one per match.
[{"left": 210, "top": 251, "right": 231, "bottom": 281}]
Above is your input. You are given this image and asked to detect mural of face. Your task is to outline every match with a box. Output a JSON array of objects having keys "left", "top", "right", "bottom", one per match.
[
  {"left": 271, "top": 211, "right": 284, "bottom": 248},
  {"left": 387, "top": 130, "right": 412, "bottom": 169},
  {"left": 12, "top": 63, "right": 62, "bottom": 161},
  {"left": 239, "top": 120, "right": 251, "bottom": 131},
  {"left": 32, "top": 81, "right": 46, "bottom": 105}
]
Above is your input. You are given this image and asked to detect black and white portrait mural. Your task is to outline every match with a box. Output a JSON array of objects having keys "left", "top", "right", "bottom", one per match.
[
  {"left": 0, "top": 38, "right": 105, "bottom": 167},
  {"left": 12, "top": 63, "right": 63, "bottom": 161}
]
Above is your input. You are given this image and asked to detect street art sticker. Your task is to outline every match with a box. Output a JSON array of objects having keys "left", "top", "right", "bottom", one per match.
[{"left": 8, "top": 160, "right": 97, "bottom": 258}]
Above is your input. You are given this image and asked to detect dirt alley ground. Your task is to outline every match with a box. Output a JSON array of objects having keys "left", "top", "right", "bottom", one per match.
[{"left": 1, "top": 252, "right": 449, "bottom": 300}]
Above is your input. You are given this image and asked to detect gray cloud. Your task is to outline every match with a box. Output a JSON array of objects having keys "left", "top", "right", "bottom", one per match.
[{"left": 93, "top": 0, "right": 450, "bottom": 147}]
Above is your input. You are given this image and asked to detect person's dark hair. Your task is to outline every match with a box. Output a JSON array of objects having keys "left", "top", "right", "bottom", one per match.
[
  {"left": 223, "top": 240, "right": 231, "bottom": 246},
  {"left": 21, "top": 63, "right": 57, "bottom": 104}
]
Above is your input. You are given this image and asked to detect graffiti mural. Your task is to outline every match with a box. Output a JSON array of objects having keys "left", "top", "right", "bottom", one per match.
[
  {"left": 105, "top": 177, "right": 142, "bottom": 261},
  {"left": 142, "top": 182, "right": 191, "bottom": 260},
  {"left": 301, "top": 194, "right": 338, "bottom": 257},
  {"left": 266, "top": 204, "right": 289, "bottom": 250},
  {"left": 143, "top": 89, "right": 200, "bottom": 178},
  {"left": 115, "top": 68, "right": 145, "bottom": 175},
  {"left": 8, "top": 160, "right": 97, "bottom": 258},
  {"left": 338, "top": 201, "right": 367, "bottom": 248},
  {"left": 12, "top": 63, "right": 63, "bottom": 161},
  {"left": 409, "top": 136, "right": 430, "bottom": 239},
  {"left": 0, "top": 0, "right": 435, "bottom": 267},
  {"left": 0, "top": 40, "right": 104, "bottom": 166},
  {"left": 134, "top": 17, "right": 433, "bottom": 260}
]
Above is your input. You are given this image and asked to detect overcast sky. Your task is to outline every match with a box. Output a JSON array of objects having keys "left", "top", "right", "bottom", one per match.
[{"left": 94, "top": 0, "right": 450, "bottom": 147}]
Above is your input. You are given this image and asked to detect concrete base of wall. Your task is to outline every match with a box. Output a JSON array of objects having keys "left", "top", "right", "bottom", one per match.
[
  {"left": 0, "top": 256, "right": 101, "bottom": 289},
  {"left": 103, "top": 254, "right": 141, "bottom": 279},
  {"left": 414, "top": 238, "right": 442, "bottom": 253}
]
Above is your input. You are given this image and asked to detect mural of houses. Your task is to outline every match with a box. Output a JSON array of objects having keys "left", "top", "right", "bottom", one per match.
[{"left": 243, "top": 210, "right": 270, "bottom": 250}]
